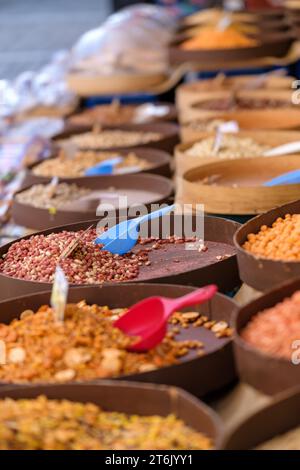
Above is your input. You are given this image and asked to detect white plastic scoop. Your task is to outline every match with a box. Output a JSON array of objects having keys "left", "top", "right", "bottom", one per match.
[{"left": 264, "top": 141, "right": 300, "bottom": 157}]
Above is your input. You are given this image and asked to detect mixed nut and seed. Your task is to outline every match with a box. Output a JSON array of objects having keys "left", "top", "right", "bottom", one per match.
[
  {"left": 32, "top": 150, "right": 149, "bottom": 178},
  {"left": 0, "top": 395, "right": 213, "bottom": 450},
  {"left": 0, "top": 300, "right": 232, "bottom": 383},
  {"left": 16, "top": 183, "right": 92, "bottom": 210},
  {"left": 65, "top": 130, "right": 162, "bottom": 150},
  {"left": 184, "top": 134, "right": 269, "bottom": 159}
]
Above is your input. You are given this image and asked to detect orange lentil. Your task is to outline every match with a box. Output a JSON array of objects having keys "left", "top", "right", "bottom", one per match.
[
  {"left": 241, "top": 290, "right": 300, "bottom": 359},
  {"left": 243, "top": 214, "right": 300, "bottom": 261}
]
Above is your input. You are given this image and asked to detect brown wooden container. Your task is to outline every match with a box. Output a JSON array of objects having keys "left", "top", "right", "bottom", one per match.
[
  {"left": 175, "top": 130, "right": 300, "bottom": 176},
  {"left": 234, "top": 199, "right": 300, "bottom": 291},
  {"left": 233, "top": 279, "right": 300, "bottom": 396},
  {"left": 180, "top": 108, "right": 300, "bottom": 142},
  {"left": 179, "top": 88, "right": 298, "bottom": 125},
  {"left": 223, "top": 386, "right": 300, "bottom": 449},
  {"left": 0, "top": 215, "right": 240, "bottom": 300},
  {"left": 169, "top": 32, "right": 294, "bottom": 66},
  {"left": 180, "top": 156, "right": 300, "bottom": 215},
  {"left": 67, "top": 71, "right": 168, "bottom": 96},
  {"left": 67, "top": 102, "right": 177, "bottom": 128},
  {"left": 0, "top": 284, "right": 237, "bottom": 397},
  {"left": 23, "top": 147, "right": 172, "bottom": 187},
  {"left": 0, "top": 382, "right": 223, "bottom": 449},
  {"left": 12, "top": 174, "right": 174, "bottom": 230},
  {"left": 54, "top": 122, "right": 179, "bottom": 154},
  {"left": 176, "top": 75, "right": 295, "bottom": 116}
]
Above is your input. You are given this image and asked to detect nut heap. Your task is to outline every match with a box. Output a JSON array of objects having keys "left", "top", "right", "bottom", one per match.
[
  {"left": 0, "top": 229, "right": 195, "bottom": 284},
  {"left": 195, "top": 96, "right": 294, "bottom": 112},
  {"left": 0, "top": 395, "right": 213, "bottom": 450},
  {"left": 185, "top": 134, "right": 269, "bottom": 159},
  {"left": 0, "top": 301, "right": 232, "bottom": 383},
  {"left": 16, "top": 183, "right": 91, "bottom": 210},
  {"left": 241, "top": 290, "right": 300, "bottom": 360},
  {"left": 243, "top": 214, "right": 300, "bottom": 261},
  {"left": 33, "top": 150, "right": 149, "bottom": 178},
  {"left": 67, "top": 130, "right": 162, "bottom": 150}
]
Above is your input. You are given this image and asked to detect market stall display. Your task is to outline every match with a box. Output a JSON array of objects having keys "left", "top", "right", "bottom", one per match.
[{"left": 3, "top": 1, "right": 300, "bottom": 452}]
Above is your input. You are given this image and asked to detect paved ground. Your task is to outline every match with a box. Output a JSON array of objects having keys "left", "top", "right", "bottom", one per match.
[{"left": 0, "top": 0, "right": 111, "bottom": 79}]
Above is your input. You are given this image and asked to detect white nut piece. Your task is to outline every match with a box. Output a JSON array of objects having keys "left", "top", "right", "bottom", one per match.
[{"left": 8, "top": 347, "right": 26, "bottom": 364}]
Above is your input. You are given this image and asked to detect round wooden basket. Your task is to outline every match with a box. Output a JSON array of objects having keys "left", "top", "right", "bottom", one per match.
[
  {"left": 176, "top": 75, "right": 294, "bottom": 115},
  {"left": 179, "top": 88, "right": 298, "bottom": 125},
  {"left": 175, "top": 129, "right": 300, "bottom": 177},
  {"left": 179, "top": 155, "right": 300, "bottom": 215},
  {"left": 67, "top": 71, "right": 168, "bottom": 96}
]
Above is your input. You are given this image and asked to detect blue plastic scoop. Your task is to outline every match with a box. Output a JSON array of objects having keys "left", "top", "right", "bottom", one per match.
[
  {"left": 95, "top": 204, "right": 175, "bottom": 255},
  {"left": 84, "top": 156, "right": 123, "bottom": 176},
  {"left": 264, "top": 170, "right": 300, "bottom": 187}
]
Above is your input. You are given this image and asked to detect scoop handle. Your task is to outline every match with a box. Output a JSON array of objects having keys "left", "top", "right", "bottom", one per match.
[
  {"left": 264, "top": 142, "right": 300, "bottom": 157},
  {"left": 264, "top": 169, "right": 300, "bottom": 187},
  {"left": 164, "top": 285, "right": 218, "bottom": 319},
  {"left": 134, "top": 204, "right": 175, "bottom": 227}
]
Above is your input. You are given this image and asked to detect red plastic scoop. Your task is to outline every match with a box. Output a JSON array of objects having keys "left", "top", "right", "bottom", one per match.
[{"left": 114, "top": 284, "right": 218, "bottom": 352}]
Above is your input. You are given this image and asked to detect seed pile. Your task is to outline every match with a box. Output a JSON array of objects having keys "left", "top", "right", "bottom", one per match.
[
  {"left": 241, "top": 290, "right": 300, "bottom": 359},
  {"left": 243, "top": 214, "right": 300, "bottom": 261},
  {"left": 0, "top": 395, "right": 213, "bottom": 450},
  {"left": 67, "top": 130, "right": 162, "bottom": 150},
  {"left": 69, "top": 104, "right": 138, "bottom": 127},
  {"left": 0, "top": 229, "right": 194, "bottom": 284},
  {"left": 16, "top": 183, "right": 91, "bottom": 210},
  {"left": 33, "top": 151, "right": 149, "bottom": 178},
  {"left": 0, "top": 301, "right": 231, "bottom": 383},
  {"left": 195, "top": 96, "right": 293, "bottom": 112},
  {"left": 185, "top": 135, "right": 269, "bottom": 159},
  {"left": 181, "top": 27, "right": 258, "bottom": 50}
]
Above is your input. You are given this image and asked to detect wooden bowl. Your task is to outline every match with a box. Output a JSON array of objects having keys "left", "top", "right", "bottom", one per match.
[
  {"left": 234, "top": 199, "right": 300, "bottom": 291},
  {"left": 0, "top": 215, "right": 240, "bottom": 301},
  {"left": 0, "top": 283, "right": 237, "bottom": 397},
  {"left": 175, "top": 129, "right": 300, "bottom": 175},
  {"left": 12, "top": 174, "right": 174, "bottom": 230},
  {"left": 55, "top": 122, "right": 179, "bottom": 154},
  {"left": 67, "top": 71, "right": 168, "bottom": 96},
  {"left": 180, "top": 155, "right": 300, "bottom": 215},
  {"left": 233, "top": 279, "right": 300, "bottom": 395},
  {"left": 176, "top": 75, "right": 295, "bottom": 115},
  {"left": 169, "top": 32, "right": 294, "bottom": 66},
  {"left": 23, "top": 147, "right": 172, "bottom": 187},
  {"left": 179, "top": 88, "right": 298, "bottom": 124}
]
